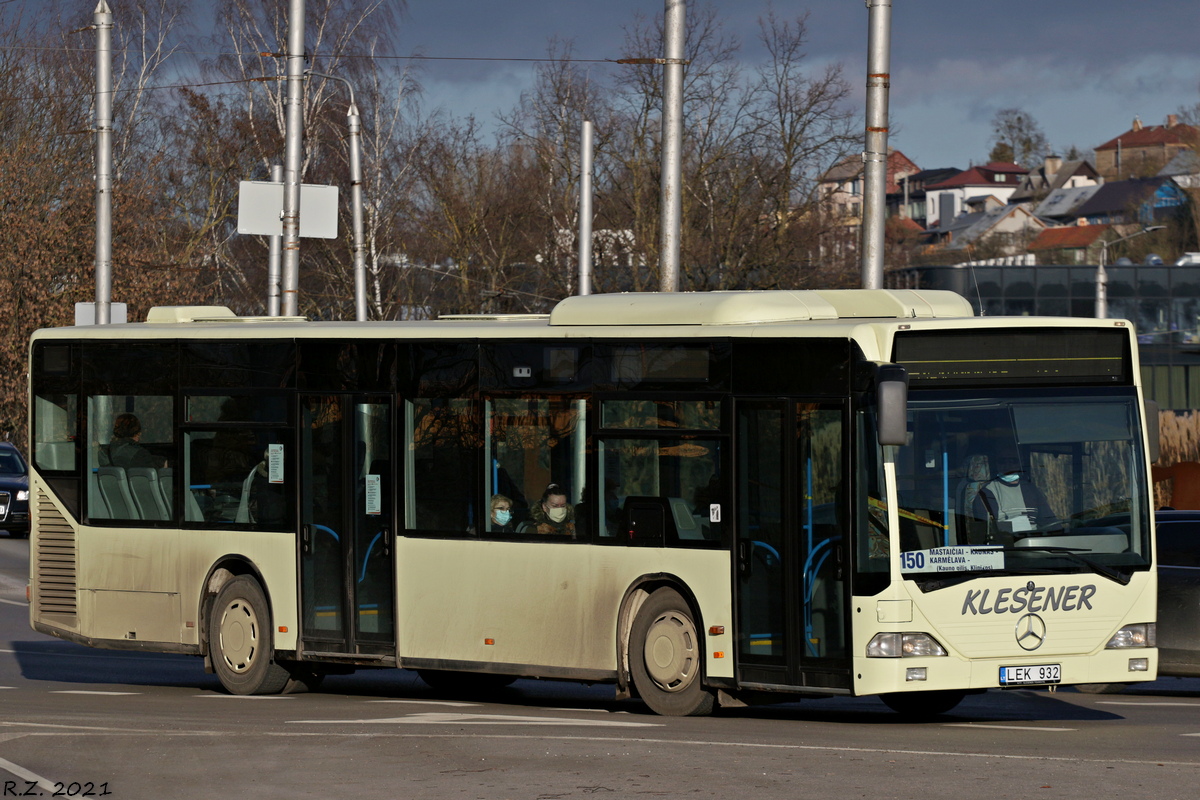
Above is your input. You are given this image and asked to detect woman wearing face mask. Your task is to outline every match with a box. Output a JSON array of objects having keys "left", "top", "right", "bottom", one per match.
[
  {"left": 521, "top": 483, "right": 575, "bottom": 536},
  {"left": 489, "top": 493, "right": 516, "bottom": 533}
]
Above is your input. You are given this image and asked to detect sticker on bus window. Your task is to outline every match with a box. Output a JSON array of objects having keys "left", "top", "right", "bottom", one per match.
[
  {"left": 267, "top": 443, "right": 285, "bottom": 484},
  {"left": 365, "top": 474, "right": 381, "bottom": 516},
  {"left": 900, "top": 546, "right": 1003, "bottom": 573},
  {"left": 710, "top": 504, "right": 721, "bottom": 523}
]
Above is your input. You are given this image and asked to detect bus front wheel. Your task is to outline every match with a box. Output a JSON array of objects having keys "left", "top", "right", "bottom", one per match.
[
  {"left": 209, "top": 575, "right": 290, "bottom": 695},
  {"left": 629, "top": 587, "right": 715, "bottom": 716}
]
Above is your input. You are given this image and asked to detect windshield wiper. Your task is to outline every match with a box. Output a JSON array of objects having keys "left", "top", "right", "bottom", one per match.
[{"left": 1002, "top": 545, "right": 1131, "bottom": 585}]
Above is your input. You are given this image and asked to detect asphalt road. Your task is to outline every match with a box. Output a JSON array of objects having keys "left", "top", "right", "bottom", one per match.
[{"left": 3, "top": 531, "right": 1200, "bottom": 800}]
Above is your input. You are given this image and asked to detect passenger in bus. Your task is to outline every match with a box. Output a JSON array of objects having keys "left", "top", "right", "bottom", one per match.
[
  {"left": 107, "top": 413, "right": 163, "bottom": 469},
  {"left": 489, "top": 493, "right": 516, "bottom": 533},
  {"left": 519, "top": 483, "right": 575, "bottom": 535},
  {"left": 973, "top": 457, "right": 1055, "bottom": 534}
]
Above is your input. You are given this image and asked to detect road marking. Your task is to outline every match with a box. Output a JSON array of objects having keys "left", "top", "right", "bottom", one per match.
[
  {"left": 52, "top": 690, "right": 140, "bottom": 696},
  {"left": 367, "top": 699, "right": 481, "bottom": 708},
  {"left": 1098, "top": 701, "right": 1200, "bottom": 707},
  {"left": 288, "top": 712, "right": 660, "bottom": 728},
  {"left": 195, "top": 694, "right": 294, "bottom": 700},
  {"left": 944, "top": 723, "right": 1076, "bottom": 732},
  {"left": 0, "top": 756, "right": 57, "bottom": 794},
  {"left": 0, "top": 598, "right": 26, "bottom": 607}
]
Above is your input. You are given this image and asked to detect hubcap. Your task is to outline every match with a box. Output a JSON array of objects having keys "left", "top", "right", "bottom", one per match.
[
  {"left": 643, "top": 611, "right": 697, "bottom": 693},
  {"left": 218, "top": 598, "right": 258, "bottom": 674}
]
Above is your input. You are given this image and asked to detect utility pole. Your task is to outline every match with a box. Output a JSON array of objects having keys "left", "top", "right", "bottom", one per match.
[
  {"left": 280, "top": 0, "right": 306, "bottom": 317},
  {"left": 93, "top": 1, "right": 113, "bottom": 324},
  {"left": 308, "top": 71, "right": 368, "bottom": 321},
  {"left": 658, "top": 0, "right": 685, "bottom": 293},
  {"left": 860, "top": 0, "right": 893, "bottom": 291},
  {"left": 578, "top": 120, "right": 594, "bottom": 296},
  {"left": 266, "top": 164, "right": 282, "bottom": 316}
]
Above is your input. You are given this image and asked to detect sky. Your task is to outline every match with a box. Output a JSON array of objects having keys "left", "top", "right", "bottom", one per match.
[
  {"left": 10, "top": 1, "right": 1200, "bottom": 173},
  {"left": 395, "top": 0, "right": 1200, "bottom": 171}
]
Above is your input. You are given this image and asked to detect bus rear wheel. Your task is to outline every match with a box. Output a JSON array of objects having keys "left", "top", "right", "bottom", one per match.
[
  {"left": 209, "top": 575, "right": 290, "bottom": 695},
  {"left": 629, "top": 587, "right": 715, "bottom": 716},
  {"left": 880, "top": 689, "right": 966, "bottom": 718}
]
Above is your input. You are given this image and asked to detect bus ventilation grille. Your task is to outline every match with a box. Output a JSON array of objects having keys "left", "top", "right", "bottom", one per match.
[{"left": 35, "top": 490, "right": 78, "bottom": 619}]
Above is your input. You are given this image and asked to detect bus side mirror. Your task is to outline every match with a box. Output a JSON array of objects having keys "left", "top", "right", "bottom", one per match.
[
  {"left": 1144, "top": 399, "right": 1160, "bottom": 464},
  {"left": 876, "top": 364, "right": 909, "bottom": 447}
]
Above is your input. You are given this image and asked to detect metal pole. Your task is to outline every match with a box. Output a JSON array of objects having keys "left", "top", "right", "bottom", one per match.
[
  {"left": 93, "top": 1, "right": 113, "bottom": 325},
  {"left": 658, "top": 0, "right": 685, "bottom": 293},
  {"left": 578, "top": 120, "right": 594, "bottom": 296},
  {"left": 1095, "top": 243, "right": 1109, "bottom": 319},
  {"left": 307, "top": 71, "right": 367, "bottom": 320},
  {"left": 347, "top": 99, "right": 366, "bottom": 321},
  {"left": 280, "top": 0, "right": 306, "bottom": 317},
  {"left": 267, "top": 164, "right": 283, "bottom": 316},
  {"left": 860, "top": 0, "right": 893, "bottom": 291}
]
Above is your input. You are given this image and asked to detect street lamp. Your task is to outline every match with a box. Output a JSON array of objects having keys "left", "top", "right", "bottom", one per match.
[
  {"left": 306, "top": 70, "right": 368, "bottom": 321},
  {"left": 1095, "top": 225, "right": 1166, "bottom": 319}
]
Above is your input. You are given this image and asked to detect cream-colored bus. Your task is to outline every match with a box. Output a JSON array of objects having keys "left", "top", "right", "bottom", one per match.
[{"left": 27, "top": 290, "right": 1158, "bottom": 716}]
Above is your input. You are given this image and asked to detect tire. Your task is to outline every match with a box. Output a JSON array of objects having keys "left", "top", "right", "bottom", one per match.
[
  {"left": 209, "top": 575, "right": 290, "bottom": 695},
  {"left": 417, "top": 670, "right": 517, "bottom": 694},
  {"left": 629, "top": 587, "right": 715, "bottom": 716},
  {"left": 880, "top": 689, "right": 966, "bottom": 718},
  {"left": 1074, "top": 683, "right": 1130, "bottom": 694}
]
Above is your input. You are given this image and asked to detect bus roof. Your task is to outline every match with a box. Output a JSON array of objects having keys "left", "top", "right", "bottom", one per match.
[{"left": 135, "top": 289, "right": 974, "bottom": 329}]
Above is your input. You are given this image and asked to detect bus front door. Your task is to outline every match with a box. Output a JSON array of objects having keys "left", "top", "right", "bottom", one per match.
[
  {"left": 299, "top": 395, "right": 396, "bottom": 658},
  {"left": 735, "top": 400, "right": 850, "bottom": 690}
]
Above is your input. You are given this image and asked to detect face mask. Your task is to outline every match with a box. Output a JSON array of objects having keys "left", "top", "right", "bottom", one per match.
[
  {"left": 494, "top": 509, "right": 511, "bottom": 525},
  {"left": 998, "top": 473, "right": 1021, "bottom": 484},
  {"left": 547, "top": 506, "right": 568, "bottom": 523}
]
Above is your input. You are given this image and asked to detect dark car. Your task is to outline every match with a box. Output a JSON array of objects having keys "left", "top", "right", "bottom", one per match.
[
  {"left": 1078, "top": 509, "right": 1200, "bottom": 692},
  {"left": 1156, "top": 509, "right": 1200, "bottom": 677},
  {"left": 0, "top": 442, "right": 30, "bottom": 538}
]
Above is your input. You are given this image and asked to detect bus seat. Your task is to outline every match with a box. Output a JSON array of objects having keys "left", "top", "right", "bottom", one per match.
[
  {"left": 97, "top": 466, "right": 138, "bottom": 519},
  {"left": 158, "top": 467, "right": 175, "bottom": 515},
  {"left": 127, "top": 467, "right": 170, "bottom": 521},
  {"left": 956, "top": 454, "right": 991, "bottom": 545}
]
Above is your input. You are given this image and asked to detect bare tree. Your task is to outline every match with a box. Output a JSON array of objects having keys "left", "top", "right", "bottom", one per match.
[{"left": 988, "top": 107, "right": 1051, "bottom": 167}]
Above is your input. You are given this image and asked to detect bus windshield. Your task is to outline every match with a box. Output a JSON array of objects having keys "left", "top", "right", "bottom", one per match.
[{"left": 892, "top": 388, "right": 1151, "bottom": 585}]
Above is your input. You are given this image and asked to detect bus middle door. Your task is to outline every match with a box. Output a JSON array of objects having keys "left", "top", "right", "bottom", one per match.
[{"left": 299, "top": 395, "right": 396, "bottom": 658}]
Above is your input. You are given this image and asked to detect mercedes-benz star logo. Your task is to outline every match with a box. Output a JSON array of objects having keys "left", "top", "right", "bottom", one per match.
[{"left": 1015, "top": 613, "right": 1047, "bottom": 651}]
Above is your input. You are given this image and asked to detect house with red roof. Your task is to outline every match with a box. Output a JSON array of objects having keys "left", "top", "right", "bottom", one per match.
[
  {"left": 818, "top": 149, "right": 920, "bottom": 225},
  {"left": 1095, "top": 115, "right": 1198, "bottom": 180},
  {"left": 923, "top": 162, "right": 1028, "bottom": 229},
  {"left": 1026, "top": 223, "right": 1111, "bottom": 264}
]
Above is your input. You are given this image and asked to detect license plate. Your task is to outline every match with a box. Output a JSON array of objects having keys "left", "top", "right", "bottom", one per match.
[{"left": 999, "top": 664, "right": 1061, "bottom": 685}]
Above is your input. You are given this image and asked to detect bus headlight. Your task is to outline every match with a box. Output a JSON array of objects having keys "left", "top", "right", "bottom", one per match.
[
  {"left": 1105, "top": 623, "right": 1156, "bottom": 649},
  {"left": 867, "top": 632, "right": 947, "bottom": 658}
]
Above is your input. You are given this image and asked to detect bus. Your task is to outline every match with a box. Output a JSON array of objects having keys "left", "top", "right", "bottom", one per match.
[{"left": 27, "top": 289, "right": 1158, "bottom": 716}]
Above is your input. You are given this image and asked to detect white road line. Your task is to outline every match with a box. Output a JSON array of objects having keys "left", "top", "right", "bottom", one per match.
[
  {"left": 287, "top": 712, "right": 660, "bottom": 728},
  {"left": 944, "top": 723, "right": 1076, "bottom": 732},
  {"left": 0, "top": 598, "right": 26, "bottom": 607},
  {"left": 194, "top": 694, "right": 294, "bottom": 700},
  {"left": 367, "top": 699, "right": 481, "bottom": 708},
  {"left": 0, "top": 756, "right": 57, "bottom": 794},
  {"left": 1098, "top": 701, "right": 1200, "bottom": 707},
  {"left": 51, "top": 690, "right": 140, "bottom": 696},
  {"left": 1182, "top": 733, "right": 1200, "bottom": 737}
]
